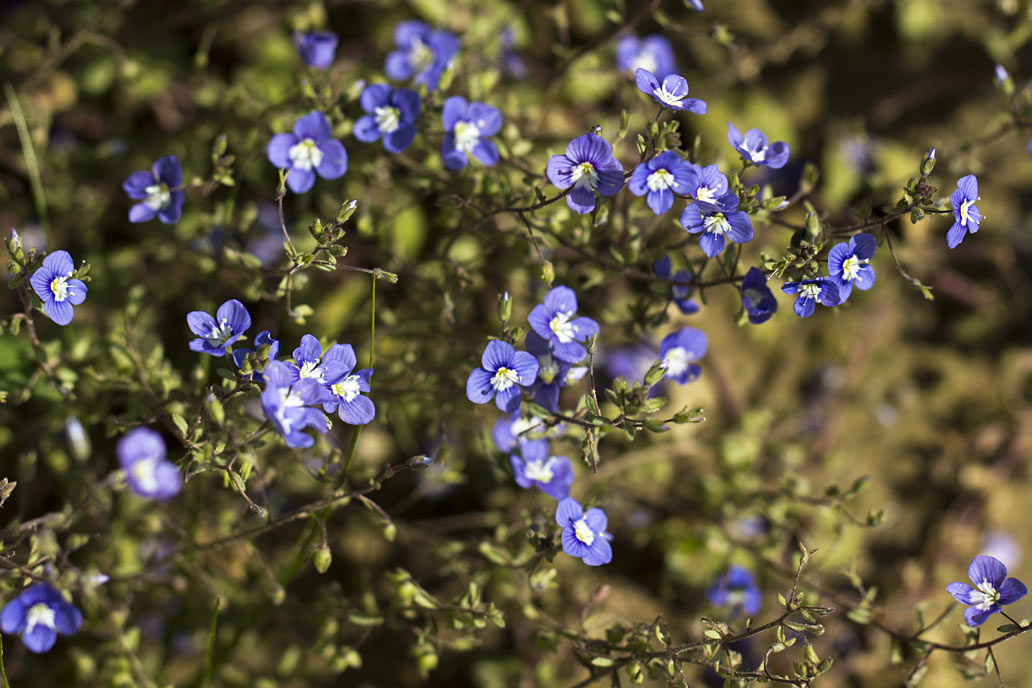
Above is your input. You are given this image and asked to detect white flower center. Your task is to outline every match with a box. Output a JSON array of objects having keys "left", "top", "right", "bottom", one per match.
[
  {"left": 652, "top": 84, "right": 685, "bottom": 107},
  {"left": 745, "top": 141, "right": 767, "bottom": 162},
  {"left": 288, "top": 138, "right": 323, "bottom": 171},
  {"left": 374, "top": 106, "right": 401, "bottom": 134},
  {"left": 331, "top": 375, "right": 361, "bottom": 402},
  {"left": 569, "top": 161, "right": 599, "bottom": 189},
  {"left": 973, "top": 579, "right": 1001, "bottom": 611},
  {"left": 549, "top": 311, "right": 578, "bottom": 343},
  {"left": 960, "top": 199, "right": 975, "bottom": 227},
  {"left": 703, "top": 213, "right": 731, "bottom": 236},
  {"left": 298, "top": 360, "right": 323, "bottom": 381},
  {"left": 25, "top": 603, "right": 56, "bottom": 634},
  {"left": 50, "top": 275, "right": 70, "bottom": 302},
  {"left": 802, "top": 283, "right": 821, "bottom": 300},
  {"left": 206, "top": 318, "right": 233, "bottom": 346},
  {"left": 630, "top": 53, "right": 658, "bottom": 75},
  {"left": 409, "top": 37, "right": 435, "bottom": 72},
  {"left": 573, "top": 517, "right": 596, "bottom": 546},
  {"left": 647, "top": 168, "right": 677, "bottom": 192},
  {"left": 565, "top": 366, "right": 588, "bottom": 384},
  {"left": 491, "top": 366, "right": 520, "bottom": 391},
  {"left": 275, "top": 386, "right": 304, "bottom": 435},
  {"left": 524, "top": 457, "right": 556, "bottom": 483},
  {"left": 537, "top": 356, "right": 559, "bottom": 384},
  {"left": 144, "top": 183, "right": 171, "bottom": 210},
  {"left": 510, "top": 415, "right": 542, "bottom": 438},
  {"left": 696, "top": 185, "right": 718, "bottom": 203},
  {"left": 130, "top": 455, "right": 162, "bottom": 494},
  {"left": 662, "top": 347, "right": 690, "bottom": 378},
  {"left": 841, "top": 255, "right": 866, "bottom": 282},
  {"left": 454, "top": 120, "right": 481, "bottom": 154}
]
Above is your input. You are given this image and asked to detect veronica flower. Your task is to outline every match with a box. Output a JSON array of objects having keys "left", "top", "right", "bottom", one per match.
[
  {"left": 692, "top": 163, "right": 728, "bottom": 203},
  {"left": 653, "top": 255, "right": 698, "bottom": 314},
  {"left": 266, "top": 111, "right": 348, "bottom": 194},
  {"left": 354, "top": 84, "right": 421, "bottom": 153},
  {"left": 616, "top": 34, "right": 676, "bottom": 79},
  {"left": 0, "top": 584, "right": 82, "bottom": 653},
  {"left": 231, "top": 330, "right": 280, "bottom": 383},
  {"left": 528, "top": 285, "right": 601, "bottom": 364},
  {"left": 441, "top": 96, "right": 502, "bottom": 170},
  {"left": 740, "top": 267, "right": 778, "bottom": 324},
  {"left": 659, "top": 327, "right": 707, "bottom": 384},
  {"left": 781, "top": 278, "right": 839, "bottom": 318},
  {"left": 946, "top": 555, "right": 1027, "bottom": 627},
  {"left": 122, "top": 155, "right": 185, "bottom": 224},
  {"left": 727, "top": 123, "right": 789, "bottom": 169},
  {"left": 117, "top": 427, "right": 181, "bottom": 501},
  {"left": 827, "top": 233, "right": 876, "bottom": 303},
  {"left": 287, "top": 334, "right": 349, "bottom": 385},
  {"left": 635, "top": 68, "right": 706, "bottom": 113},
  {"left": 492, "top": 411, "right": 550, "bottom": 453},
  {"left": 946, "top": 174, "right": 981, "bottom": 249},
  {"left": 546, "top": 132, "right": 625, "bottom": 215},
  {"left": 628, "top": 151, "right": 699, "bottom": 215},
  {"left": 707, "top": 566, "right": 761, "bottom": 617},
  {"left": 511, "top": 440, "right": 574, "bottom": 499},
  {"left": 319, "top": 343, "right": 375, "bottom": 426},
  {"left": 679, "top": 194, "right": 754, "bottom": 257},
  {"left": 294, "top": 31, "right": 338, "bottom": 69},
  {"left": 526, "top": 331, "right": 586, "bottom": 412},
  {"left": 187, "top": 299, "right": 250, "bottom": 356},
  {"left": 29, "top": 250, "right": 87, "bottom": 326},
  {"left": 261, "top": 361, "right": 329, "bottom": 449},
  {"left": 466, "top": 340, "right": 539, "bottom": 413},
  {"left": 384, "top": 20, "right": 459, "bottom": 92},
  {"left": 556, "top": 497, "right": 612, "bottom": 566}
]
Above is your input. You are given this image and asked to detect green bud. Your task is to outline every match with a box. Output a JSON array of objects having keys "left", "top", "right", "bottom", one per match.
[
  {"left": 920, "top": 147, "right": 936, "bottom": 176},
  {"left": 643, "top": 360, "right": 667, "bottom": 387},
  {"left": 313, "top": 545, "right": 332, "bottom": 574},
  {"left": 497, "top": 291, "right": 512, "bottom": 324}
]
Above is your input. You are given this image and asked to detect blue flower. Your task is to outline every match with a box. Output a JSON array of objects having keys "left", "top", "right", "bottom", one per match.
[
  {"left": 441, "top": 96, "right": 502, "bottom": 170},
  {"left": 353, "top": 84, "right": 421, "bottom": 153},
  {"left": 781, "top": 278, "right": 839, "bottom": 318},
  {"left": 947, "top": 555, "right": 1027, "bottom": 627},
  {"left": 492, "top": 411, "right": 549, "bottom": 453},
  {"left": 556, "top": 497, "right": 612, "bottom": 566},
  {"left": 122, "top": 155, "right": 185, "bottom": 224},
  {"left": 616, "top": 34, "right": 676, "bottom": 79},
  {"left": 187, "top": 299, "right": 251, "bottom": 356},
  {"left": 679, "top": 195, "right": 754, "bottom": 257},
  {"left": 29, "top": 250, "right": 87, "bottom": 326},
  {"left": 267, "top": 111, "right": 348, "bottom": 194},
  {"left": 511, "top": 440, "right": 574, "bottom": 499},
  {"left": 261, "top": 360, "right": 329, "bottom": 449},
  {"left": 947, "top": 174, "right": 981, "bottom": 249},
  {"left": 384, "top": 20, "right": 459, "bottom": 92},
  {"left": 294, "top": 31, "right": 338, "bottom": 69},
  {"left": 231, "top": 330, "right": 280, "bottom": 383},
  {"left": 652, "top": 255, "right": 698, "bottom": 314},
  {"left": 466, "top": 340, "right": 539, "bottom": 413},
  {"left": 287, "top": 334, "right": 349, "bottom": 385},
  {"left": 691, "top": 163, "right": 728, "bottom": 203},
  {"left": 635, "top": 68, "right": 706, "bottom": 113},
  {"left": 686, "top": 0, "right": 703, "bottom": 9},
  {"left": 659, "top": 327, "right": 707, "bottom": 384},
  {"left": 740, "top": 267, "right": 778, "bottom": 324},
  {"left": 1, "top": 583, "right": 82, "bottom": 653},
  {"left": 528, "top": 285, "right": 601, "bottom": 364},
  {"left": 525, "top": 331, "right": 587, "bottom": 412},
  {"left": 117, "top": 427, "right": 181, "bottom": 501},
  {"left": 628, "top": 151, "right": 699, "bottom": 215},
  {"left": 546, "top": 133, "right": 624, "bottom": 215},
  {"left": 707, "top": 566, "right": 761, "bottom": 617},
  {"left": 500, "top": 28, "right": 528, "bottom": 79},
  {"left": 727, "top": 123, "right": 789, "bottom": 169},
  {"left": 319, "top": 343, "right": 376, "bottom": 426},
  {"left": 827, "top": 233, "right": 876, "bottom": 303}
]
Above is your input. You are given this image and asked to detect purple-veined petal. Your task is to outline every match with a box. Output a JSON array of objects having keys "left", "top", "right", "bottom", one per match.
[
  {"left": 969, "top": 555, "right": 1009, "bottom": 589},
  {"left": 583, "top": 538, "right": 613, "bottom": 566},
  {"left": 152, "top": 155, "right": 182, "bottom": 187},
  {"left": 555, "top": 497, "right": 583, "bottom": 526},
  {"left": 44, "top": 299, "right": 74, "bottom": 326},
  {"left": 998, "top": 578, "right": 1028, "bottom": 605},
  {"left": 316, "top": 139, "right": 348, "bottom": 179},
  {"left": 293, "top": 111, "right": 331, "bottom": 141}
]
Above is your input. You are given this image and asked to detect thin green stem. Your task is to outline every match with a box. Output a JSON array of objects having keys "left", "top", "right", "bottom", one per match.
[
  {"left": 3, "top": 83, "right": 50, "bottom": 247},
  {"left": 338, "top": 273, "right": 376, "bottom": 487}
]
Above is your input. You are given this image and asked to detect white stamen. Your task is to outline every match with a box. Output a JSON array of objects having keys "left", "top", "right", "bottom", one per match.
[
  {"left": 491, "top": 367, "right": 520, "bottom": 391},
  {"left": 662, "top": 346, "right": 691, "bottom": 378},
  {"left": 331, "top": 375, "right": 361, "bottom": 402},
  {"left": 288, "top": 138, "right": 324, "bottom": 171},
  {"left": 298, "top": 360, "right": 323, "bottom": 381},
  {"left": 524, "top": 457, "right": 556, "bottom": 483},
  {"left": 374, "top": 106, "right": 401, "bottom": 134},
  {"left": 646, "top": 168, "right": 677, "bottom": 192},
  {"left": 696, "top": 185, "right": 718, "bottom": 203},
  {"left": 703, "top": 213, "right": 731, "bottom": 236},
  {"left": 973, "top": 579, "right": 1001, "bottom": 611},
  {"left": 25, "top": 603, "right": 56, "bottom": 634},
  {"left": 130, "top": 455, "right": 162, "bottom": 494},
  {"left": 50, "top": 275, "right": 71, "bottom": 302},
  {"left": 569, "top": 162, "right": 599, "bottom": 189},
  {"left": 801, "top": 283, "right": 822, "bottom": 300},
  {"left": 409, "top": 37, "right": 434, "bottom": 72},
  {"left": 549, "top": 312, "right": 578, "bottom": 343},
  {"left": 960, "top": 199, "right": 976, "bottom": 227},
  {"left": 453, "top": 120, "right": 481, "bottom": 154},
  {"left": 537, "top": 356, "right": 559, "bottom": 384},
  {"left": 652, "top": 84, "right": 686, "bottom": 108},
  {"left": 144, "top": 183, "right": 171, "bottom": 210},
  {"left": 841, "top": 255, "right": 866, "bottom": 282},
  {"left": 573, "top": 517, "right": 596, "bottom": 546}
]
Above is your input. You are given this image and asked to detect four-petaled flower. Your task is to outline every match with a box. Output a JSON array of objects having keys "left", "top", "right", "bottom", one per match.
[
  {"left": 827, "top": 233, "right": 876, "bottom": 303},
  {"left": 122, "top": 155, "right": 185, "bottom": 224},
  {"left": 679, "top": 194, "right": 754, "bottom": 257},
  {"left": 946, "top": 555, "right": 1027, "bottom": 627},
  {"left": 231, "top": 330, "right": 280, "bottom": 383},
  {"left": 546, "top": 132, "right": 625, "bottom": 215},
  {"left": 616, "top": 34, "right": 676, "bottom": 79},
  {"left": 466, "top": 340, "right": 539, "bottom": 413},
  {"left": 659, "top": 327, "right": 707, "bottom": 384},
  {"left": 294, "top": 31, "right": 337, "bottom": 69},
  {"left": 781, "top": 278, "right": 839, "bottom": 318},
  {"left": 740, "top": 267, "right": 778, "bottom": 324},
  {"left": 441, "top": 96, "right": 502, "bottom": 170},
  {"left": 947, "top": 174, "right": 981, "bottom": 249},
  {"left": 556, "top": 497, "right": 612, "bottom": 566},
  {"left": 727, "top": 123, "right": 789, "bottom": 169},
  {"left": 525, "top": 331, "right": 587, "bottom": 412},
  {"left": 384, "top": 20, "right": 459, "bottom": 92},
  {"left": 354, "top": 84, "right": 421, "bottom": 153},
  {"left": 117, "top": 427, "right": 181, "bottom": 501},
  {"left": 707, "top": 566, "right": 762, "bottom": 617},
  {"left": 692, "top": 163, "right": 728, "bottom": 203},
  {"left": 1, "top": 583, "right": 83, "bottom": 653},
  {"left": 653, "top": 255, "right": 698, "bottom": 315},
  {"left": 30, "top": 250, "right": 87, "bottom": 326},
  {"left": 261, "top": 360, "right": 329, "bottom": 449},
  {"left": 287, "top": 334, "right": 348, "bottom": 385},
  {"left": 319, "top": 343, "right": 376, "bottom": 426},
  {"left": 187, "top": 299, "right": 251, "bottom": 356},
  {"left": 267, "top": 111, "right": 348, "bottom": 194},
  {"left": 511, "top": 440, "right": 574, "bottom": 499},
  {"left": 635, "top": 68, "right": 706, "bottom": 114},
  {"left": 628, "top": 151, "right": 699, "bottom": 215},
  {"left": 528, "top": 285, "right": 601, "bottom": 364}
]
